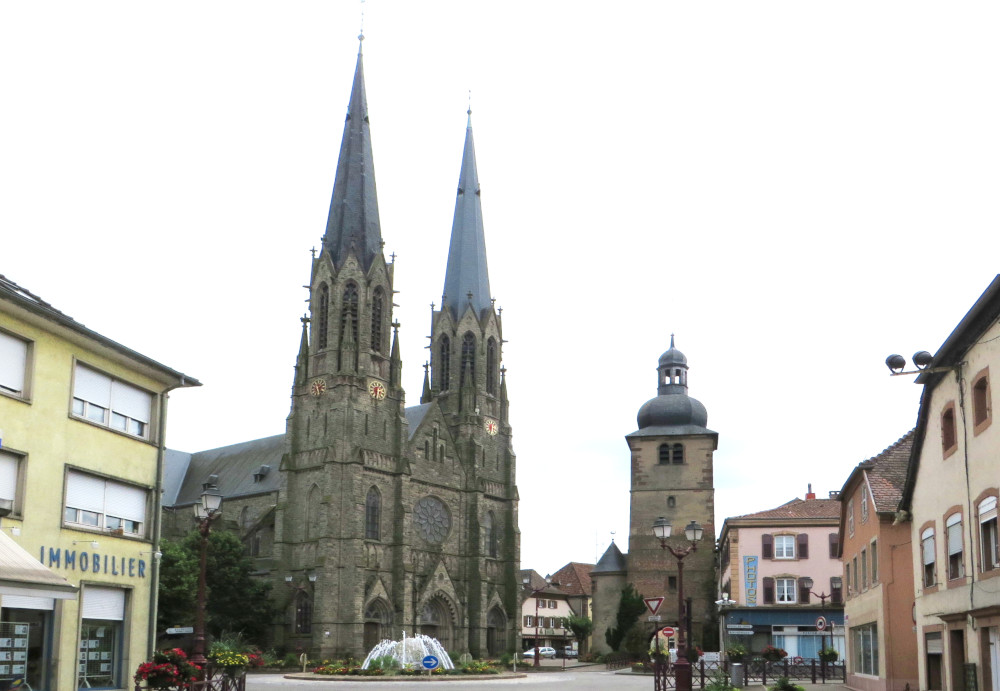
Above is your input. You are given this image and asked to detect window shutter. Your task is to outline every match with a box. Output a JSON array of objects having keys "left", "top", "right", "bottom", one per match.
[
  {"left": 111, "top": 380, "right": 152, "bottom": 423},
  {"left": 82, "top": 586, "right": 125, "bottom": 620},
  {"left": 66, "top": 471, "right": 106, "bottom": 513},
  {"left": 980, "top": 497, "right": 998, "bottom": 522},
  {"left": 762, "top": 534, "right": 773, "bottom": 559},
  {"left": 104, "top": 481, "right": 147, "bottom": 523},
  {"left": 0, "top": 332, "right": 27, "bottom": 394},
  {"left": 1, "top": 595, "right": 54, "bottom": 610},
  {"left": 798, "top": 533, "right": 809, "bottom": 559},
  {"left": 524, "top": 616, "right": 530, "bottom": 627},
  {"left": 74, "top": 365, "right": 112, "bottom": 407},
  {"left": 798, "top": 578, "right": 810, "bottom": 604},
  {"left": 829, "top": 532, "right": 840, "bottom": 558},
  {"left": 0, "top": 451, "right": 18, "bottom": 502},
  {"left": 762, "top": 577, "right": 775, "bottom": 604},
  {"left": 947, "top": 514, "right": 962, "bottom": 556}
]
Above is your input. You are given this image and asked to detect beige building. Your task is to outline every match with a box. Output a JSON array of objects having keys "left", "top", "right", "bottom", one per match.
[
  {"left": 898, "top": 275, "right": 1000, "bottom": 691},
  {"left": 550, "top": 562, "right": 593, "bottom": 653},
  {"left": 519, "top": 571, "right": 574, "bottom": 655},
  {"left": 838, "top": 432, "right": 917, "bottom": 691},
  {"left": 0, "top": 274, "right": 197, "bottom": 691}
]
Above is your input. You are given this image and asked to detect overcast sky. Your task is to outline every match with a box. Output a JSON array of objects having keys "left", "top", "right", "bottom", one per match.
[{"left": 4, "top": 2, "right": 999, "bottom": 579}]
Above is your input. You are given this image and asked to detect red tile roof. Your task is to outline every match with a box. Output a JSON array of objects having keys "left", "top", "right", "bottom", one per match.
[
  {"left": 731, "top": 497, "right": 841, "bottom": 521},
  {"left": 861, "top": 430, "right": 914, "bottom": 514},
  {"left": 550, "top": 562, "right": 595, "bottom": 597}
]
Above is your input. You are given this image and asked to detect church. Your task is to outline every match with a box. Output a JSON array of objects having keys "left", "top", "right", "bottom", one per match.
[
  {"left": 591, "top": 338, "right": 717, "bottom": 653},
  {"left": 161, "top": 39, "right": 521, "bottom": 659}
]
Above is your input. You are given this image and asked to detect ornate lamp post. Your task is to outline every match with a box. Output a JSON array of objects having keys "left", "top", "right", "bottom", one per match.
[
  {"left": 800, "top": 576, "right": 842, "bottom": 678},
  {"left": 652, "top": 517, "right": 703, "bottom": 691},
  {"left": 190, "top": 484, "right": 223, "bottom": 668}
]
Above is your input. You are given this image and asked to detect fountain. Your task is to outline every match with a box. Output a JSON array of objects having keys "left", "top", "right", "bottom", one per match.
[{"left": 361, "top": 631, "right": 455, "bottom": 670}]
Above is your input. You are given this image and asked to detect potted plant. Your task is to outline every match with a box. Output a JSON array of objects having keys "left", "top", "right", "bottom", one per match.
[
  {"left": 725, "top": 642, "right": 748, "bottom": 661},
  {"left": 134, "top": 648, "right": 201, "bottom": 689},
  {"left": 209, "top": 651, "right": 250, "bottom": 678},
  {"left": 760, "top": 645, "right": 787, "bottom": 662},
  {"left": 818, "top": 647, "right": 839, "bottom": 663}
]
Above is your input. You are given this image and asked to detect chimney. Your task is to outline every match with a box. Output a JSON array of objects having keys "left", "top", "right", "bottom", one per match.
[{"left": 805, "top": 483, "right": 816, "bottom": 500}]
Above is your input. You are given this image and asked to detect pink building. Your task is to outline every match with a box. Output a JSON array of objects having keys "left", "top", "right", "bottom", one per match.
[{"left": 718, "top": 491, "right": 845, "bottom": 660}]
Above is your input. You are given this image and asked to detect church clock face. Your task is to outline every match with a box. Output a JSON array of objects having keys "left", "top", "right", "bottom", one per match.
[
  {"left": 310, "top": 379, "right": 327, "bottom": 397},
  {"left": 414, "top": 496, "right": 451, "bottom": 544},
  {"left": 368, "top": 380, "right": 386, "bottom": 400},
  {"left": 484, "top": 419, "right": 498, "bottom": 436}
]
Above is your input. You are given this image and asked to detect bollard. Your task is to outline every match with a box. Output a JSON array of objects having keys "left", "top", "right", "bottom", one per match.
[
  {"left": 300, "top": 652, "right": 308, "bottom": 673},
  {"left": 730, "top": 662, "right": 745, "bottom": 688}
]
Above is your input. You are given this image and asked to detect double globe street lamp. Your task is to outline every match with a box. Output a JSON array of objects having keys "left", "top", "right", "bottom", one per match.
[
  {"left": 652, "top": 517, "right": 703, "bottom": 691},
  {"left": 190, "top": 484, "right": 223, "bottom": 668}
]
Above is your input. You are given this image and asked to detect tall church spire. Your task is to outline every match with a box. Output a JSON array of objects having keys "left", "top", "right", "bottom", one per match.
[
  {"left": 442, "top": 110, "right": 492, "bottom": 317},
  {"left": 322, "top": 39, "right": 383, "bottom": 271}
]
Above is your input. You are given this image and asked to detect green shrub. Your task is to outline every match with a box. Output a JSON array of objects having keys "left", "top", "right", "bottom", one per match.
[
  {"left": 770, "top": 677, "right": 805, "bottom": 691},
  {"left": 704, "top": 668, "right": 738, "bottom": 691}
]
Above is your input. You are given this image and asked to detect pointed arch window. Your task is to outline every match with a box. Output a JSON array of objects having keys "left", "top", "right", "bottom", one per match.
[
  {"left": 439, "top": 336, "right": 451, "bottom": 391},
  {"left": 486, "top": 338, "right": 497, "bottom": 395},
  {"left": 371, "top": 288, "right": 384, "bottom": 353},
  {"left": 294, "top": 590, "right": 313, "bottom": 634},
  {"left": 461, "top": 333, "right": 476, "bottom": 387},
  {"left": 365, "top": 487, "right": 381, "bottom": 541},
  {"left": 485, "top": 511, "right": 499, "bottom": 558},
  {"left": 317, "top": 283, "right": 329, "bottom": 349},
  {"left": 340, "top": 283, "right": 359, "bottom": 343}
]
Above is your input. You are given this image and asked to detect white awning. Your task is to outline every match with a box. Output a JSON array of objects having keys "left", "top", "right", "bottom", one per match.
[{"left": 0, "top": 531, "right": 78, "bottom": 601}]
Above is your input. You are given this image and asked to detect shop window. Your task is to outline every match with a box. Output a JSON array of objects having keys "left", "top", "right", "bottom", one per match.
[
  {"left": 72, "top": 364, "right": 152, "bottom": 439},
  {"left": 1, "top": 600, "right": 52, "bottom": 691},
  {"left": 0, "top": 330, "right": 30, "bottom": 399},
  {"left": 851, "top": 623, "right": 879, "bottom": 675},
  {"left": 947, "top": 512, "right": 964, "bottom": 580},
  {"left": 775, "top": 578, "right": 797, "bottom": 604},
  {"left": 941, "top": 403, "right": 957, "bottom": 457},
  {"left": 80, "top": 587, "right": 126, "bottom": 688},
  {"left": 973, "top": 369, "right": 992, "bottom": 434},
  {"left": 0, "top": 450, "right": 24, "bottom": 517},
  {"left": 979, "top": 496, "right": 999, "bottom": 572},
  {"left": 64, "top": 471, "right": 146, "bottom": 536},
  {"left": 922, "top": 527, "right": 937, "bottom": 587},
  {"left": 774, "top": 535, "right": 795, "bottom": 559}
]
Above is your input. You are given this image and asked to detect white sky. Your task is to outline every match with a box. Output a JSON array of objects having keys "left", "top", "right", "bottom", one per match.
[{"left": 4, "top": 2, "right": 999, "bottom": 578}]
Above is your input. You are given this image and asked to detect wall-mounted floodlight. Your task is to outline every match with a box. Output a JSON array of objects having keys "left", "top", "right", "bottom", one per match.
[{"left": 885, "top": 351, "right": 956, "bottom": 377}]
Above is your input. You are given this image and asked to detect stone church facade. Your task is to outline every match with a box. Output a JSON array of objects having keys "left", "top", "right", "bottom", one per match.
[
  {"left": 591, "top": 339, "right": 717, "bottom": 653},
  {"left": 162, "top": 42, "right": 520, "bottom": 660}
]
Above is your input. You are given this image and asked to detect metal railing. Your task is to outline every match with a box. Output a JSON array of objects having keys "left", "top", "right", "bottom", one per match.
[
  {"left": 651, "top": 658, "right": 846, "bottom": 688},
  {"left": 136, "top": 665, "right": 246, "bottom": 691}
]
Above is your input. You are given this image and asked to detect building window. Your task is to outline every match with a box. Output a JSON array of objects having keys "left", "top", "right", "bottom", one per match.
[
  {"left": 658, "top": 444, "right": 671, "bottom": 465},
  {"left": 861, "top": 549, "right": 868, "bottom": 590},
  {"left": 762, "top": 534, "right": 773, "bottom": 558},
  {"left": 64, "top": 470, "right": 146, "bottom": 536},
  {"left": 667, "top": 496, "right": 676, "bottom": 508},
  {"left": 668, "top": 576, "right": 677, "bottom": 591},
  {"left": 672, "top": 444, "right": 684, "bottom": 464},
  {"left": 246, "top": 531, "right": 261, "bottom": 557},
  {"left": 460, "top": 333, "right": 475, "bottom": 386},
  {"left": 922, "top": 527, "right": 936, "bottom": 587},
  {"left": 845, "top": 564, "right": 851, "bottom": 596},
  {"left": 549, "top": 601, "right": 556, "bottom": 608},
  {"left": 831, "top": 576, "right": 843, "bottom": 603},
  {"left": 484, "top": 511, "right": 498, "bottom": 558},
  {"left": 853, "top": 557, "right": 859, "bottom": 594},
  {"left": 80, "top": 587, "right": 126, "bottom": 688},
  {"left": 0, "top": 449, "right": 23, "bottom": 517},
  {"left": 980, "top": 496, "right": 999, "bottom": 572},
  {"left": 775, "top": 578, "right": 797, "bottom": 604},
  {"left": 486, "top": 338, "right": 497, "bottom": 395},
  {"left": 438, "top": 336, "right": 451, "bottom": 390},
  {"left": 870, "top": 540, "right": 879, "bottom": 584},
  {"left": 847, "top": 498, "right": 855, "bottom": 537},
  {"left": 861, "top": 485, "right": 870, "bottom": 523},
  {"left": 370, "top": 288, "right": 384, "bottom": 353},
  {"left": 72, "top": 364, "right": 152, "bottom": 439},
  {"left": 941, "top": 403, "right": 958, "bottom": 457},
  {"left": 537, "top": 599, "right": 546, "bottom": 609},
  {"left": 365, "top": 487, "right": 381, "bottom": 540},
  {"left": 762, "top": 577, "right": 775, "bottom": 603},
  {"left": 829, "top": 532, "right": 840, "bottom": 559},
  {"left": 317, "top": 283, "right": 329, "bottom": 349},
  {"left": 0, "top": 330, "right": 30, "bottom": 399},
  {"left": 524, "top": 615, "right": 533, "bottom": 627},
  {"left": 947, "top": 512, "right": 964, "bottom": 580},
  {"left": 774, "top": 535, "right": 795, "bottom": 559},
  {"left": 851, "top": 623, "right": 878, "bottom": 675},
  {"left": 973, "top": 368, "right": 992, "bottom": 434},
  {"left": 294, "top": 590, "right": 312, "bottom": 634}
]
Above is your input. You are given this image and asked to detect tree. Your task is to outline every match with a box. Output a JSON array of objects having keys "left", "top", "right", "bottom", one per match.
[
  {"left": 565, "top": 614, "right": 594, "bottom": 653},
  {"left": 604, "top": 584, "right": 645, "bottom": 652},
  {"left": 158, "top": 530, "right": 274, "bottom": 644}
]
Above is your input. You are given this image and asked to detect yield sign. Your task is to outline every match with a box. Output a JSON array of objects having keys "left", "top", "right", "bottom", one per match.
[{"left": 644, "top": 597, "right": 664, "bottom": 615}]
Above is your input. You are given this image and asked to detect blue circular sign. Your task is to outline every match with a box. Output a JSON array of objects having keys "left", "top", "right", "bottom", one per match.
[{"left": 422, "top": 655, "right": 439, "bottom": 670}]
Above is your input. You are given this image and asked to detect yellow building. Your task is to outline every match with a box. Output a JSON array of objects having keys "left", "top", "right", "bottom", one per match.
[{"left": 0, "top": 274, "right": 198, "bottom": 691}]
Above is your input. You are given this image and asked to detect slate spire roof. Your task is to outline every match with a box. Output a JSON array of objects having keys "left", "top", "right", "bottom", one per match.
[
  {"left": 442, "top": 110, "right": 492, "bottom": 317},
  {"left": 322, "top": 39, "right": 383, "bottom": 271}
]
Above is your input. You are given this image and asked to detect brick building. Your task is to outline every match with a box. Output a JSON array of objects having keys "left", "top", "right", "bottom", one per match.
[{"left": 163, "top": 40, "right": 520, "bottom": 659}]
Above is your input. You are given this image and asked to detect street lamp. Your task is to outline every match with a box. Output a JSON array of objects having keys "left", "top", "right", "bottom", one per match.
[
  {"left": 522, "top": 575, "right": 558, "bottom": 668},
  {"left": 190, "top": 484, "right": 223, "bottom": 667},
  {"left": 714, "top": 593, "right": 735, "bottom": 660},
  {"left": 652, "top": 517, "right": 702, "bottom": 691},
  {"left": 800, "top": 576, "right": 842, "bottom": 678}
]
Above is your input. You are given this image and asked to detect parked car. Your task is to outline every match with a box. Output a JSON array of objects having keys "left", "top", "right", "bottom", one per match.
[
  {"left": 563, "top": 646, "right": 578, "bottom": 658},
  {"left": 522, "top": 646, "right": 557, "bottom": 659}
]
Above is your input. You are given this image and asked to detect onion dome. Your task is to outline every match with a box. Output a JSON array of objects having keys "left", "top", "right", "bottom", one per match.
[{"left": 632, "top": 335, "right": 715, "bottom": 437}]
